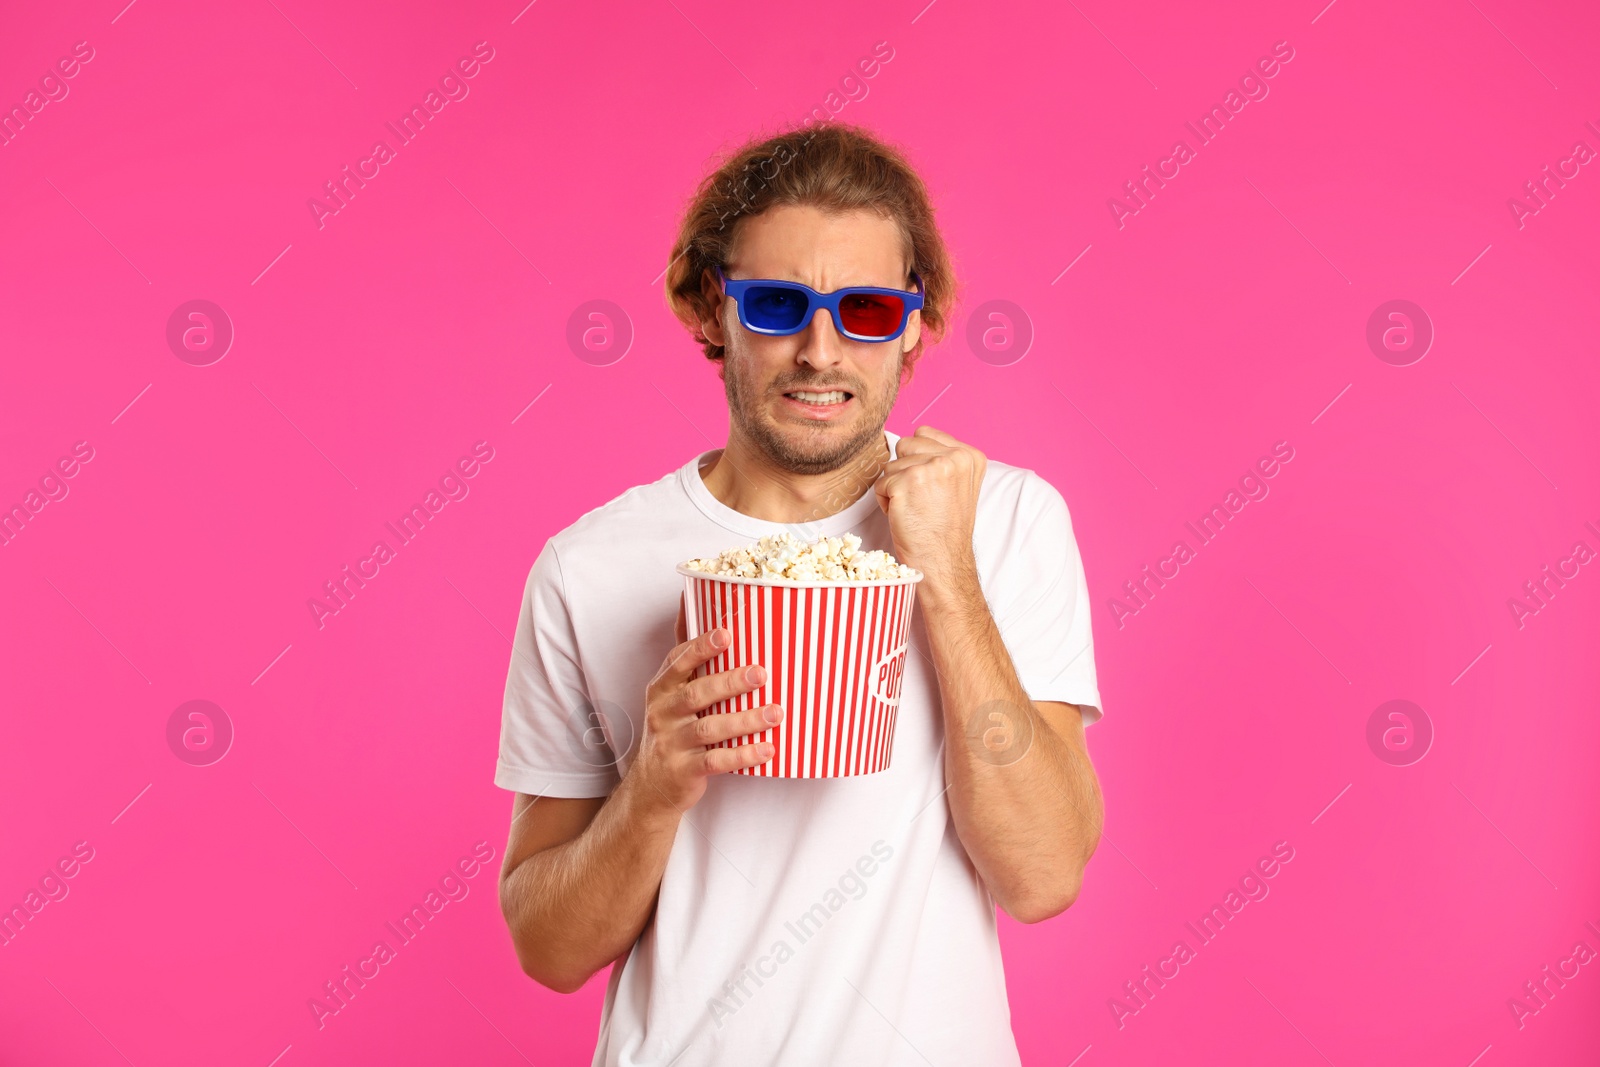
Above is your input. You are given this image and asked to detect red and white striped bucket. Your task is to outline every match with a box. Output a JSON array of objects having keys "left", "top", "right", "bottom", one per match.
[{"left": 677, "top": 564, "right": 922, "bottom": 778}]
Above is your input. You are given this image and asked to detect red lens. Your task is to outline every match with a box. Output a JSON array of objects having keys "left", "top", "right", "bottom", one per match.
[{"left": 837, "top": 293, "right": 904, "bottom": 338}]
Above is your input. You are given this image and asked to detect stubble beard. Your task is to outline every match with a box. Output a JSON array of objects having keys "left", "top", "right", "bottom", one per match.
[{"left": 722, "top": 349, "right": 901, "bottom": 477}]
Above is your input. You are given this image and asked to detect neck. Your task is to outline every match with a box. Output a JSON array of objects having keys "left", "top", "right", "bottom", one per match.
[{"left": 700, "top": 428, "right": 891, "bottom": 524}]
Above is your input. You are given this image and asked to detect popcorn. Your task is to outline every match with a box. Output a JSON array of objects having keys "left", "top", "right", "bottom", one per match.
[{"left": 682, "top": 531, "right": 917, "bottom": 582}]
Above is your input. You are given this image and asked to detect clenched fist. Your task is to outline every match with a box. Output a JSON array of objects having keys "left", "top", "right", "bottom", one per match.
[{"left": 873, "top": 425, "right": 986, "bottom": 592}]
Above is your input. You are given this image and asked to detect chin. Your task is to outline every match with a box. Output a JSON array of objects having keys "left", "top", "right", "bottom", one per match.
[{"left": 755, "top": 409, "right": 880, "bottom": 475}]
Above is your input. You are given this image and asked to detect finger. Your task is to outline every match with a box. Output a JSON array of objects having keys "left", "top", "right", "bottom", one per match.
[
  {"left": 701, "top": 739, "right": 777, "bottom": 775},
  {"left": 879, "top": 454, "right": 940, "bottom": 476},
  {"left": 654, "top": 626, "right": 733, "bottom": 687},
  {"left": 875, "top": 462, "right": 934, "bottom": 499},
  {"left": 875, "top": 461, "right": 925, "bottom": 498},
  {"left": 914, "top": 425, "right": 961, "bottom": 446},
  {"left": 691, "top": 703, "right": 783, "bottom": 746},
  {"left": 683, "top": 662, "right": 768, "bottom": 713},
  {"left": 893, "top": 434, "right": 939, "bottom": 458}
]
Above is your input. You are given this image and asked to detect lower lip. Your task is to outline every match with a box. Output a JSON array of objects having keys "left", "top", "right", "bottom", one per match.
[{"left": 781, "top": 393, "right": 853, "bottom": 420}]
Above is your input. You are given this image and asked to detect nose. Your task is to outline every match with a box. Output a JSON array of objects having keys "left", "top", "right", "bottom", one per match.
[{"left": 796, "top": 307, "right": 846, "bottom": 371}]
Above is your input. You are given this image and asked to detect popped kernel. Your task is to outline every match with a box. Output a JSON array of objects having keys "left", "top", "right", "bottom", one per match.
[{"left": 683, "top": 531, "right": 917, "bottom": 582}]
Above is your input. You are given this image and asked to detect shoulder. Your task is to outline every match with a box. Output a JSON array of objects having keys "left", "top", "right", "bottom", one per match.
[
  {"left": 529, "top": 466, "right": 696, "bottom": 597},
  {"left": 977, "top": 456, "right": 1076, "bottom": 533},
  {"left": 971, "top": 455, "right": 1087, "bottom": 584},
  {"left": 546, "top": 469, "right": 681, "bottom": 556}
]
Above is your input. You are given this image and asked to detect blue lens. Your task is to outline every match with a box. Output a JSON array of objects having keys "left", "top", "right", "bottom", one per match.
[{"left": 744, "top": 285, "right": 809, "bottom": 331}]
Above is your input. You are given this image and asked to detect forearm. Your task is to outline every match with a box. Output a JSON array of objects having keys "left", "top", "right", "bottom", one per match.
[
  {"left": 502, "top": 773, "right": 682, "bottom": 992},
  {"left": 921, "top": 568, "right": 1104, "bottom": 922}
]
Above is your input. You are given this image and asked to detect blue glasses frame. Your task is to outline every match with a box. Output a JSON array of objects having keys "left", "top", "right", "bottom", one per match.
[{"left": 715, "top": 266, "right": 924, "bottom": 343}]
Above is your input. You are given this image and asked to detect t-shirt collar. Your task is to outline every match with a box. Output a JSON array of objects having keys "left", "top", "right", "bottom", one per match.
[{"left": 679, "top": 429, "right": 901, "bottom": 540}]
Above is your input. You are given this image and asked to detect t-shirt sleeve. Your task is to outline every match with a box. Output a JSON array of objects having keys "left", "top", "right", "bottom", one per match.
[
  {"left": 987, "top": 473, "right": 1105, "bottom": 725},
  {"left": 495, "top": 539, "right": 624, "bottom": 797}
]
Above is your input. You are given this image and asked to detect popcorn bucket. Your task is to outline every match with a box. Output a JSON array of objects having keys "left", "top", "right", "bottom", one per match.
[{"left": 677, "top": 565, "right": 922, "bottom": 778}]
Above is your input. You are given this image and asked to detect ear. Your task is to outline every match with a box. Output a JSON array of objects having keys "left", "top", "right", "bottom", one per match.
[
  {"left": 899, "top": 308, "right": 922, "bottom": 360},
  {"left": 897, "top": 347, "right": 916, "bottom": 388},
  {"left": 699, "top": 267, "right": 729, "bottom": 349}
]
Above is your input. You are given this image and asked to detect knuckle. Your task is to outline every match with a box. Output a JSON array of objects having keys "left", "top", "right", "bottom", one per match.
[
  {"left": 691, "top": 714, "right": 716, "bottom": 744},
  {"left": 687, "top": 676, "right": 720, "bottom": 710},
  {"left": 716, "top": 669, "right": 752, "bottom": 702},
  {"left": 653, "top": 658, "right": 683, "bottom": 688}
]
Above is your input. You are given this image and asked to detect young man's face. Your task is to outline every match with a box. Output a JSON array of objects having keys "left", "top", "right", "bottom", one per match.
[{"left": 701, "top": 204, "right": 922, "bottom": 476}]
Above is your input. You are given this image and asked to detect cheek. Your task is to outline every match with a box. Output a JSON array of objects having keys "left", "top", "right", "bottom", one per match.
[
  {"left": 862, "top": 359, "right": 900, "bottom": 408},
  {"left": 724, "top": 352, "right": 768, "bottom": 406},
  {"left": 741, "top": 341, "right": 797, "bottom": 389}
]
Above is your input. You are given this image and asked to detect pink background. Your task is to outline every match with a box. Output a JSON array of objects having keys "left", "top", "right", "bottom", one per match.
[{"left": 3, "top": 0, "right": 1597, "bottom": 1063}]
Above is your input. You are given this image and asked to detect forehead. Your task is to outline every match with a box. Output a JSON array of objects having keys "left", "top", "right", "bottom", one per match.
[{"left": 728, "top": 204, "right": 909, "bottom": 285}]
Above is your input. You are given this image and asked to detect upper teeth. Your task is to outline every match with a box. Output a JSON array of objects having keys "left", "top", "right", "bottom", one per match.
[{"left": 789, "top": 391, "right": 847, "bottom": 404}]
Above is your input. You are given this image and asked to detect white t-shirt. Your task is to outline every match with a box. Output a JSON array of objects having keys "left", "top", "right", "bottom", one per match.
[{"left": 496, "top": 429, "right": 1103, "bottom": 1067}]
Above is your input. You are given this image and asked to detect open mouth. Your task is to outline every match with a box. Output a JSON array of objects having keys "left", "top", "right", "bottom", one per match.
[
  {"left": 782, "top": 389, "right": 854, "bottom": 407},
  {"left": 780, "top": 389, "right": 855, "bottom": 421}
]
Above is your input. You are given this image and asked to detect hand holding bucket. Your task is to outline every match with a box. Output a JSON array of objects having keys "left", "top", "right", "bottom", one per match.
[{"left": 678, "top": 565, "right": 921, "bottom": 778}]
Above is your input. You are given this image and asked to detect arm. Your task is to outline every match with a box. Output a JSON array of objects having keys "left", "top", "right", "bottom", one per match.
[
  {"left": 875, "top": 426, "right": 1104, "bottom": 924},
  {"left": 498, "top": 616, "right": 780, "bottom": 993},
  {"left": 498, "top": 785, "right": 676, "bottom": 993},
  {"left": 918, "top": 571, "right": 1103, "bottom": 923}
]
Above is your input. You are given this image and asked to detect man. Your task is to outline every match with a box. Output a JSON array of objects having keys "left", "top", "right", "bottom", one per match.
[{"left": 495, "top": 123, "right": 1105, "bottom": 1066}]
